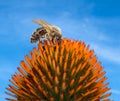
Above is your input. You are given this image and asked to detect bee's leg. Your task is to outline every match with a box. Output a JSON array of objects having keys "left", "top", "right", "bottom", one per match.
[{"left": 52, "top": 35, "right": 56, "bottom": 43}]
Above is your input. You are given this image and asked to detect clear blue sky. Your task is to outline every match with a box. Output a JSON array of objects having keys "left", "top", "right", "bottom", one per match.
[{"left": 0, "top": 0, "right": 120, "bottom": 100}]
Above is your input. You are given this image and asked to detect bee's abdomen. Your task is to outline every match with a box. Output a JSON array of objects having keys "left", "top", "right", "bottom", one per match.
[{"left": 30, "top": 27, "right": 47, "bottom": 43}]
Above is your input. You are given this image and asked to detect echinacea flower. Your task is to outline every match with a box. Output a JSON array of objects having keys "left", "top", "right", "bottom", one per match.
[{"left": 6, "top": 38, "right": 112, "bottom": 101}]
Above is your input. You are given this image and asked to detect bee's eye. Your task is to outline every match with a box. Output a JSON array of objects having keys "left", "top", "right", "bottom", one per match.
[{"left": 52, "top": 30, "right": 55, "bottom": 32}]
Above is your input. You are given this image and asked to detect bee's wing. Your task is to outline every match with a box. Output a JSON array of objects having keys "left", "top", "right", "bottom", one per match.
[
  {"left": 33, "top": 19, "right": 52, "bottom": 32},
  {"left": 32, "top": 19, "right": 51, "bottom": 26},
  {"left": 40, "top": 20, "right": 51, "bottom": 26}
]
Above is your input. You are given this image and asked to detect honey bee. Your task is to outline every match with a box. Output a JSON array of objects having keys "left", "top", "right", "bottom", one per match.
[{"left": 30, "top": 19, "right": 62, "bottom": 43}]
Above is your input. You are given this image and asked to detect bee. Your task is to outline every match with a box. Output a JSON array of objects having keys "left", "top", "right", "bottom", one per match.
[{"left": 30, "top": 19, "right": 62, "bottom": 43}]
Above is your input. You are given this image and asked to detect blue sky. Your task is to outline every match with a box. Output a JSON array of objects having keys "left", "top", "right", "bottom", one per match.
[{"left": 0, "top": 0, "right": 120, "bottom": 100}]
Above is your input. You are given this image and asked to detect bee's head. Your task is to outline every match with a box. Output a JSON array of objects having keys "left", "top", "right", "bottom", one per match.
[{"left": 51, "top": 26, "right": 62, "bottom": 35}]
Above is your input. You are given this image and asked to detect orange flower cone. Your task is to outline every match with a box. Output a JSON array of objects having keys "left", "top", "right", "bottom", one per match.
[{"left": 6, "top": 38, "right": 112, "bottom": 101}]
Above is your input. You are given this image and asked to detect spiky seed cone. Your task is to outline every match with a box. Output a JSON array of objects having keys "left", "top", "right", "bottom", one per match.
[{"left": 6, "top": 38, "right": 112, "bottom": 101}]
